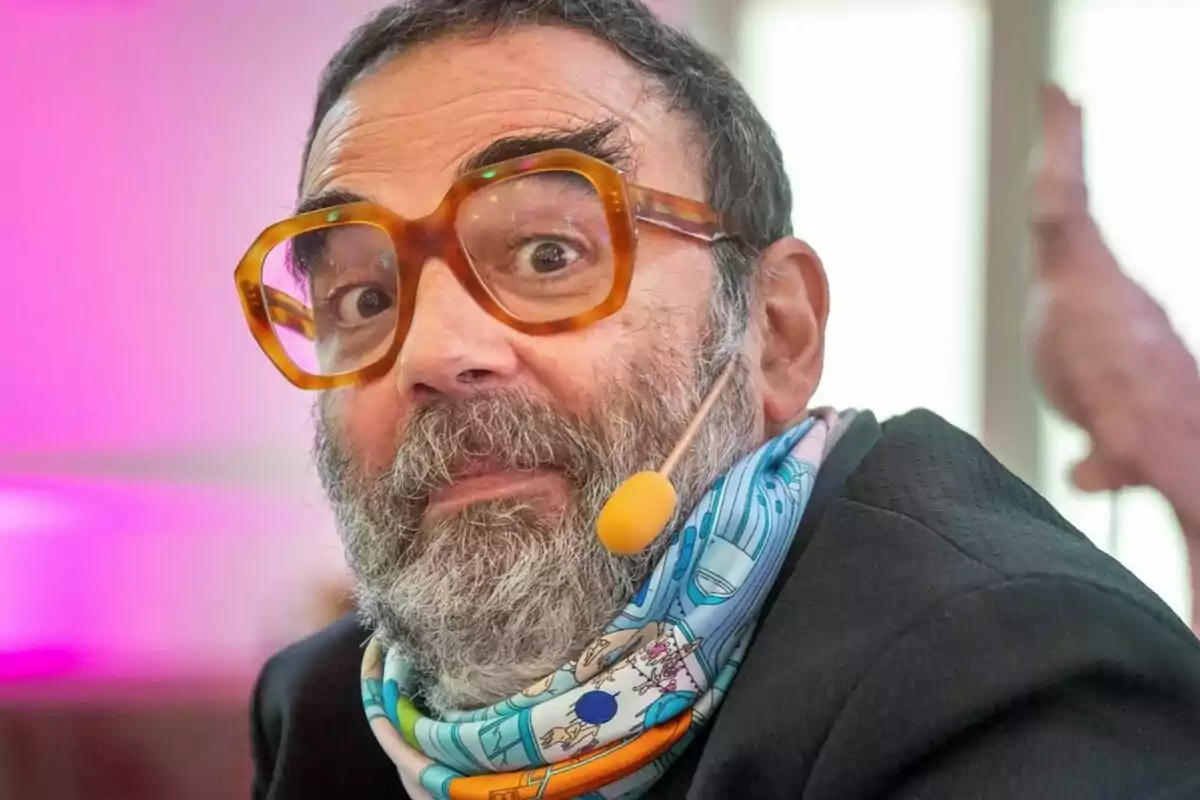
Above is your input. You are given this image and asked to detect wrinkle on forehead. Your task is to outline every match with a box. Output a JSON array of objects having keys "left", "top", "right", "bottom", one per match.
[
  {"left": 303, "top": 96, "right": 361, "bottom": 197},
  {"left": 300, "top": 27, "right": 702, "bottom": 209}
]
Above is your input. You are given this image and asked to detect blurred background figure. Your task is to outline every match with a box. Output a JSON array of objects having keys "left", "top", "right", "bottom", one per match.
[
  {"left": 1028, "top": 83, "right": 1200, "bottom": 630},
  {"left": 1, "top": 0, "right": 1198, "bottom": 798}
]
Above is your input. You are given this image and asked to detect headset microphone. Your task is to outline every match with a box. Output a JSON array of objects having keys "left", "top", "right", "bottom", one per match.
[{"left": 595, "top": 359, "right": 736, "bottom": 555}]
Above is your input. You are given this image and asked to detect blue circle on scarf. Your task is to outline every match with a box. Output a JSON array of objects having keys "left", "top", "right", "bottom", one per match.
[{"left": 574, "top": 690, "right": 618, "bottom": 725}]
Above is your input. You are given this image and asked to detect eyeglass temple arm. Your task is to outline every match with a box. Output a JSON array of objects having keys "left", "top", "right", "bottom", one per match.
[
  {"left": 264, "top": 287, "right": 317, "bottom": 341},
  {"left": 629, "top": 185, "right": 738, "bottom": 243}
]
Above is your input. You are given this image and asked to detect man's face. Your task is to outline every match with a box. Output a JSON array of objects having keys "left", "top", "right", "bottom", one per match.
[{"left": 305, "top": 27, "right": 766, "bottom": 712}]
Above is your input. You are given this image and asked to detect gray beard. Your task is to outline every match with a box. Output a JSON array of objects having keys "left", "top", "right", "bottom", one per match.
[{"left": 314, "top": 353, "right": 756, "bottom": 714}]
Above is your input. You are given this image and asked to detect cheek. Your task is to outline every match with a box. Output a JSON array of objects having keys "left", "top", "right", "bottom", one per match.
[
  {"left": 325, "top": 385, "right": 405, "bottom": 477},
  {"left": 624, "top": 244, "right": 714, "bottom": 353},
  {"left": 516, "top": 333, "right": 619, "bottom": 416},
  {"left": 634, "top": 237, "right": 712, "bottom": 306},
  {"left": 523, "top": 255, "right": 711, "bottom": 410}
]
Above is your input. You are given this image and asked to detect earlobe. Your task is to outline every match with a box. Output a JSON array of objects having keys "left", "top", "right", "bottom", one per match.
[{"left": 756, "top": 237, "right": 829, "bottom": 429}]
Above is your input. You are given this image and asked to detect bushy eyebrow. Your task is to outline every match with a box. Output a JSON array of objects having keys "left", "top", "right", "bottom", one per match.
[{"left": 457, "top": 118, "right": 634, "bottom": 176}]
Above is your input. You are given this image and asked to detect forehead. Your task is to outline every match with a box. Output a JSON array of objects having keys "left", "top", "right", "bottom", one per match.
[{"left": 302, "top": 25, "right": 705, "bottom": 214}]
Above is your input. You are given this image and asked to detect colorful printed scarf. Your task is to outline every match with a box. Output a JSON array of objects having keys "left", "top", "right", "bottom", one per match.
[{"left": 362, "top": 410, "right": 843, "bottom": 800}]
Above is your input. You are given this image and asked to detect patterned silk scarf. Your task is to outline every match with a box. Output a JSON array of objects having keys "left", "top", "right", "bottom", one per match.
[{"left": 361, "top": 410, "right": 843, "bottom": 800}]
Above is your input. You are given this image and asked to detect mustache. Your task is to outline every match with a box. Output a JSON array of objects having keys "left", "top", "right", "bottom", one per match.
[{"left": 321, "top": 391, "right": 616, "bottom": 506}]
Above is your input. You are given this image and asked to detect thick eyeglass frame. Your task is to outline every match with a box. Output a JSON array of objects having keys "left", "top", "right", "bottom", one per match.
[{"left": 235, "top": 148, "right": 739, "bottom": 390}]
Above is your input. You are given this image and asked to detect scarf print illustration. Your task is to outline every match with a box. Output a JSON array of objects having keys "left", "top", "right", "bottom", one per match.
[{"left": 362, "top": 410, "right": 843, "bottom": 800}]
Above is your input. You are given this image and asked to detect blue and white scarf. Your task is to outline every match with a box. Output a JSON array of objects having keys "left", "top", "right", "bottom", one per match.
[{"left": 362, "top": 410, "right": 843, "bottom": 799}]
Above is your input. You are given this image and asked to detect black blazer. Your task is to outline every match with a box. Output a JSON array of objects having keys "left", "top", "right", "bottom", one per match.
[{"left": 252, "top": 410, "right": 1200, "bottom": 798}]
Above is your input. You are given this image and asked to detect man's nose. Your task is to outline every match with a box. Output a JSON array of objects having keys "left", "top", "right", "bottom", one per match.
[{"left": 394, "top": 260, "right": 520, "bottom": 403}]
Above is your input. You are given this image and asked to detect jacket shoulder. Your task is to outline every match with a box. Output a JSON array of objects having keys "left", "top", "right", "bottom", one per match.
[
  {"left": 256, "top": 614, "right": 370, "bottom": 714},
  {"left": 251, "top": 615, "right": 399, "bottom": 799},
  {"left": 684, "top": 410, "right": 1200, "bottom": 798},
  {"left": 849, "top": 409, "right": 1175, "bottom": 612}
]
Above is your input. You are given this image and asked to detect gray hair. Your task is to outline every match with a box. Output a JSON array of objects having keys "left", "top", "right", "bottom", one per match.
[{"left": 301, "top": 0, "right": 794, "bottom": 352}]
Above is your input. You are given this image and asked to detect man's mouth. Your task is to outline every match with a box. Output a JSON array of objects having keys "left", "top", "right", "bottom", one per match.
[{"left": 425, "top": 465, "right": 571, "bottom": 519}]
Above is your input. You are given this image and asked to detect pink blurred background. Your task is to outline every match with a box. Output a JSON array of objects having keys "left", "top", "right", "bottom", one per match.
[
  {"left": 0, "top": 3, "right": 403, "bottom": 795},
  {"left": 0, "top": 0, "right": 397, "bottom": 689}
]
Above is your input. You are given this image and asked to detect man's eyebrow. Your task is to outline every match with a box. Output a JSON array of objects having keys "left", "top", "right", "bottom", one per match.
[
  {"left": 458, "top": 119, "right": 635, "bottom": 176},
  {"left": 293, "top": 120, "right": 632, "bottom": 215},
  {"left": 294, "top": 188, "right": 373, "bottom": 217}
]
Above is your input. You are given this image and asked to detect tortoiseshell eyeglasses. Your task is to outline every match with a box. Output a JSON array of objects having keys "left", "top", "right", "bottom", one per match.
[{"left": 234, "top": 148, "right": 737, "bottom": 390}]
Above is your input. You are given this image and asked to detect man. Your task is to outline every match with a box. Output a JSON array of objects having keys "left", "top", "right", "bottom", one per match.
[{"left": 246, "top": 2, "right": 1200, "bottom": 798}]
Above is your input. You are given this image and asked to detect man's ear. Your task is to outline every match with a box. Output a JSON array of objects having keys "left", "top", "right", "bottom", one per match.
[{"left": 754, "top": 237, "right": 829, "bottom": 430}]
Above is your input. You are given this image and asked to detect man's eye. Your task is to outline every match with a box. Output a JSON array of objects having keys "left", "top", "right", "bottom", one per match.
[
  {"left": 513, "top": 239, "right": 585, "bottom": 276},
  {"left": 329, "top": 285, "right": 395, "bottom": 327}
]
